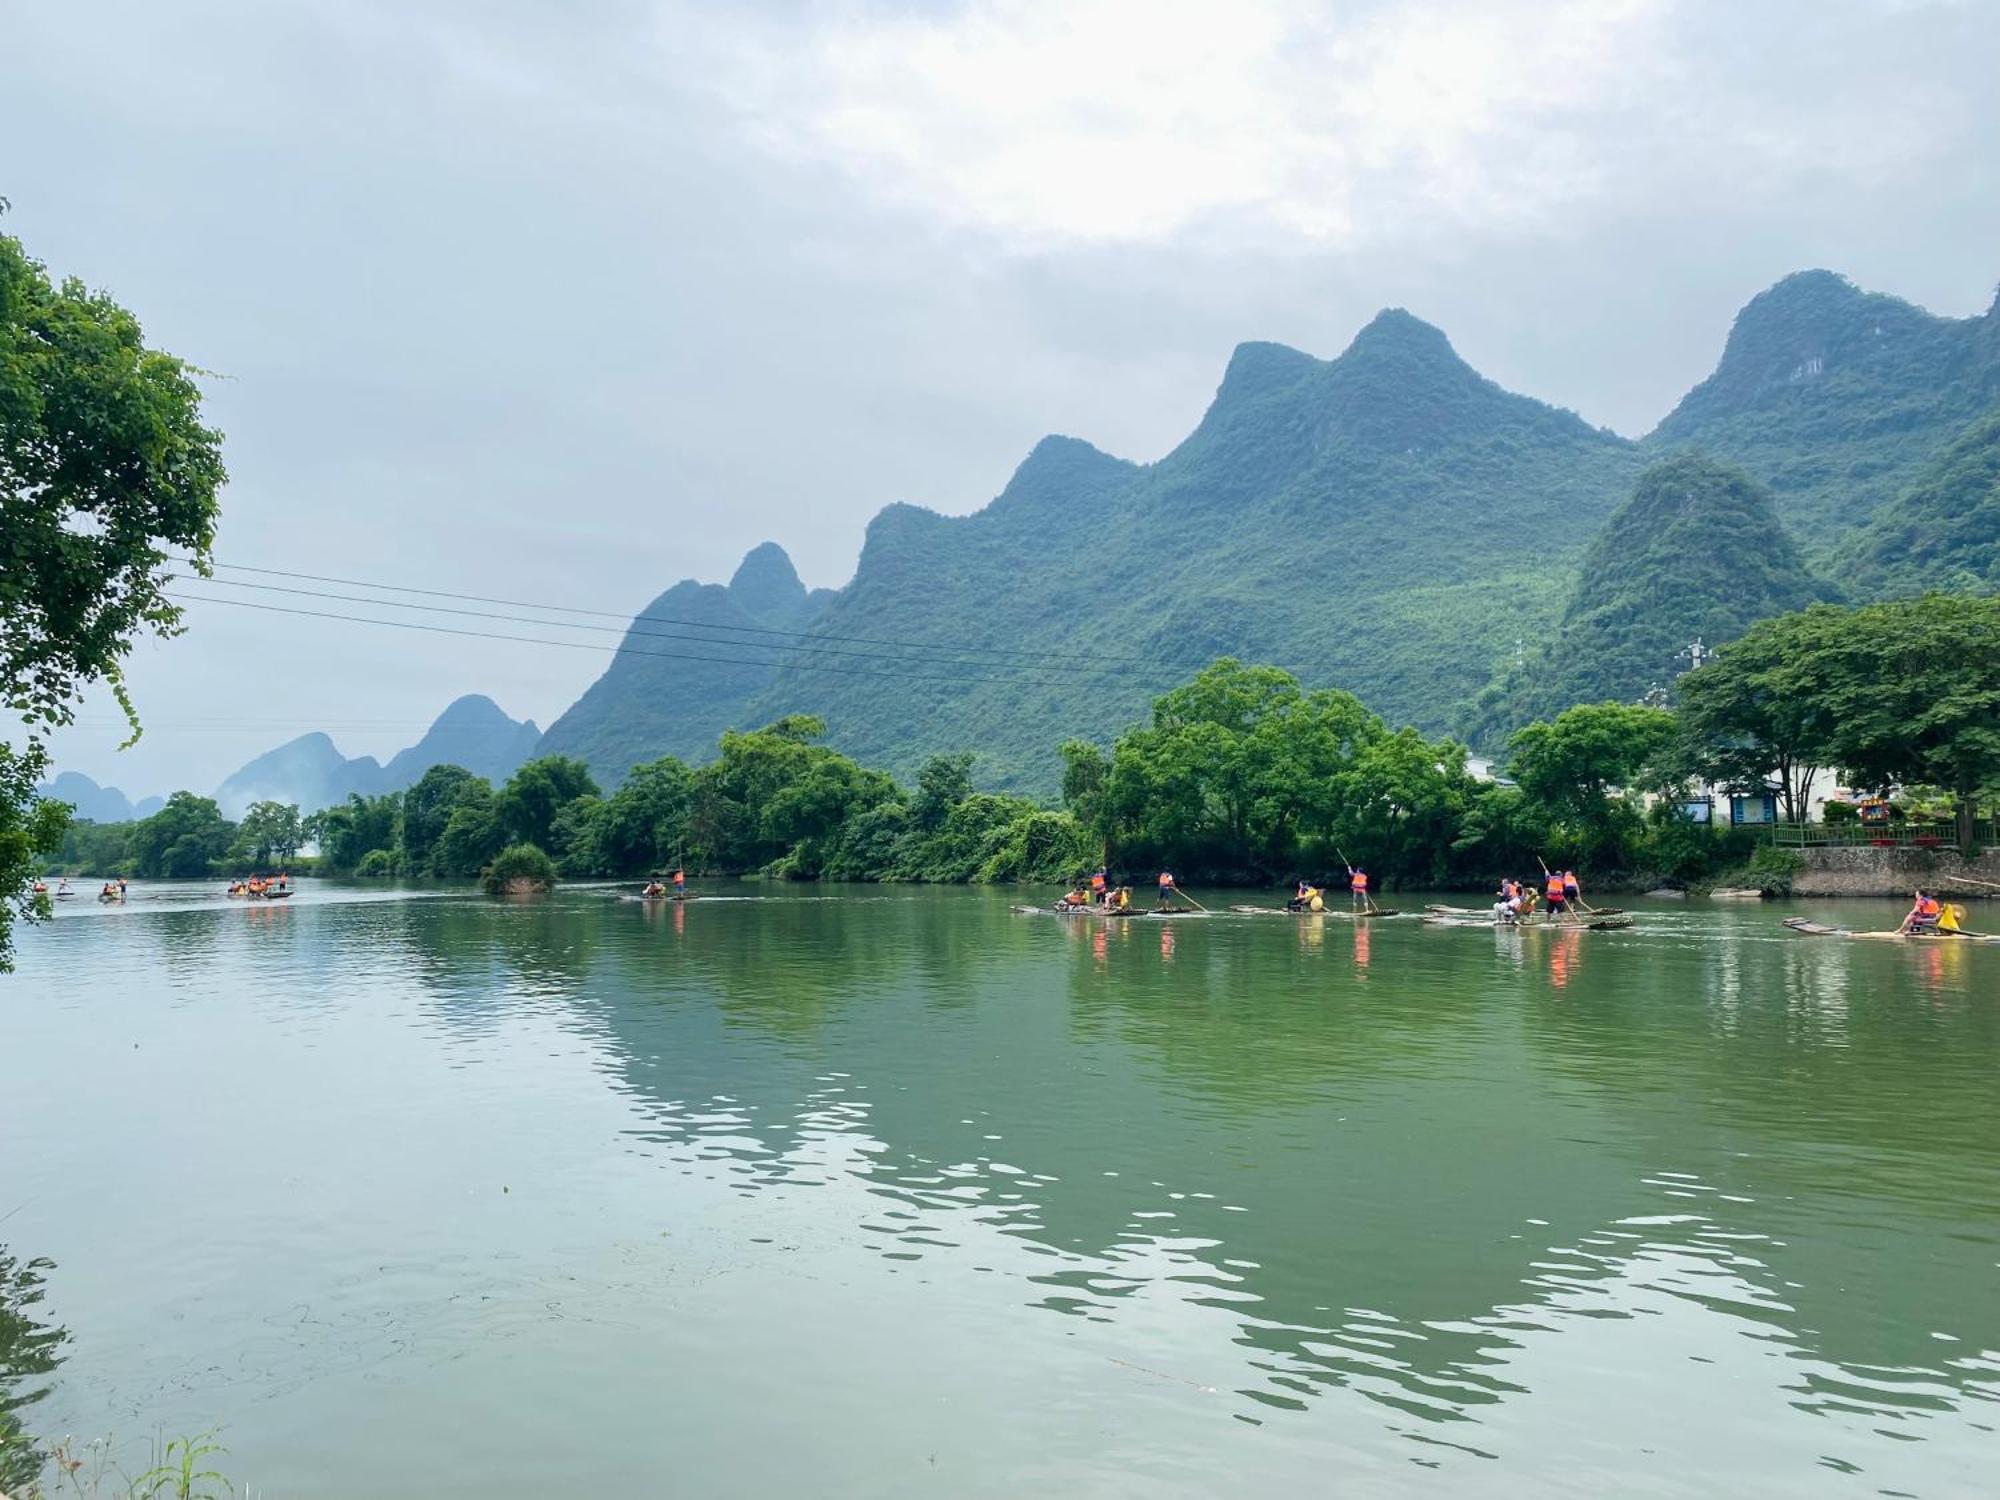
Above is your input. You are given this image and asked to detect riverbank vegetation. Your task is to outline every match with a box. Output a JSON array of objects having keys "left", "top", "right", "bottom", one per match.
[
  {"left": 38, "top": 595, "right": 2000, "bottom": 893},
  {"left": 0, "top": 216, "right": 227, "bottom": 968}
]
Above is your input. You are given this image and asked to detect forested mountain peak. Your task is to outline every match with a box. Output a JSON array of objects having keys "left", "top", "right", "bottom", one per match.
[
  {"left": 726, "top": 541, "right": 810, "bottom": 623},
  {"left": 1463, "top": 453, "right": 1827, "bottom": 740},
  {"left": 1645, "top": 268, "right": 2000, "bottom": 547},
  {"left": 986, "top": 435, "right": 1139, "bottom": 521},
  {"left": 380, "top": 695, "right": 542, "bottom": 786},
  {"left": 1210, "top": 339, "right": 1321, "bottom": 408},
  {"left": 1841, "top": 407, "right": 2000, "bottom": 595},
  {"left": 1658, "top": 270, "right": 1947, "bottom": 428}
]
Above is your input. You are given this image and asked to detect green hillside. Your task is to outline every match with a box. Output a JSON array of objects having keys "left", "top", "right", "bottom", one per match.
[
  {"left": 538, "top": 542, "right": 826, "bottom": 778},
  {"left": 1648, "top": 272, "right": 2000, "bottom": 553},
  {"left": 1463, "top": 455, "right": 1829, "bottom": 741},
  {"left": 526, "top": 271, "right": 2000, "bottom": 794},
  {"left": 726, "top": 310, "right": 1642, "bottom": 790},
  {"left": 1839, "top": 407, "right": 2000, "bottom": 596}
]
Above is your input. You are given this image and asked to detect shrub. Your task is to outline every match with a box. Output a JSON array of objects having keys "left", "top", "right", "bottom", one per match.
[
  {"left": 482, "top": 843, "right": 556, "bottom": 895},
  {"left": 354, "top": 848, "right": 399, "bottom": 878},
  {"left": 1744, "top": 845, "right": 1805, "bottom": 896}
]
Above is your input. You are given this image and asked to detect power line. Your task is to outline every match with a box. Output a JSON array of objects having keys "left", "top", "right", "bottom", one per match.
[
  {"left": 171, "top": 575, "right": 1125, "bottom": 677},
  {"left": 166, "top": 594, "right": 1162, "bottom": 689},
  {"left": 188, "top": 558, "right": 1158, "bottom": 666}
]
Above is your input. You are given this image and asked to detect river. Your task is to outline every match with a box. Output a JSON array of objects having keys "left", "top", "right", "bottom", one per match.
[{"left": 3, "top": 883, "right": 1996, "bottom": 1497}]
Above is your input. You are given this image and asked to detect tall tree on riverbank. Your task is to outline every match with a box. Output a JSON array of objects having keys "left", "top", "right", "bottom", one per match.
[{"left": 0, "top": 218, "right": 225, "bottom": 967}]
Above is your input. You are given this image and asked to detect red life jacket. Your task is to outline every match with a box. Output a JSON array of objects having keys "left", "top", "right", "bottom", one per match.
[
  {"left": 1350, "top": 872, "right": 1367, "bottom": 892},
  {"left": 1917, "top": 897, "right": 1941, "bottom": 918}
]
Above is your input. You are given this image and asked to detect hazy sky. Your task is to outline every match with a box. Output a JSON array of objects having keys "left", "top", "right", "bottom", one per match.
[{"left": 8, "top": 0, "right": 1998, "bottom": 796}]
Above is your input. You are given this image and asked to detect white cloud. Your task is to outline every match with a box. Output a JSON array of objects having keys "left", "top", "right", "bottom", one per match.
[{"left": 664, "top": 0, "right": 1679, "bottom": 248}]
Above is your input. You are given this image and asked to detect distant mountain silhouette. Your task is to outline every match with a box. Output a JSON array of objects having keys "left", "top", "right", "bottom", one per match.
[
  {"left": 214, "top": 695, "right": 541, "bottom": 815},
  {"left": 36, "top": 771, "right": 160, "bottom": 823}
]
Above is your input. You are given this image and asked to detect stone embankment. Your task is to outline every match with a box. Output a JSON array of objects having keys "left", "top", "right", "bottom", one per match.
[{"left": 1793, "top": 845, "right": 2000, "bottom": 898}]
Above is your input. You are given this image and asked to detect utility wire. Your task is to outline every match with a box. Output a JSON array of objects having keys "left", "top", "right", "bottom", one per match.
[
  {"left": 165, "top": 594, "right": 1169, "bottom": 689},
  {"left": 171, "top": 575, "right": 1127, "bottom": 677},
  {"left": 186, "top": 558, "right": 1158, "bottom": 666}
]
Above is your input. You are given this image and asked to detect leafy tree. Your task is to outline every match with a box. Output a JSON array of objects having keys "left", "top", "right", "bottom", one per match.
[
  {"left": 1339, "top": 728, "right": 1474, "bottom": 882},
  {"left": 482, "top": 842, "right": 556, "bottom": 895},
  {"left": 548, "top": 794, "right": 606, "bottom": 876},
  {"left": 2, "top": 745, "right": 69, "bottom": 958},
  {"left": 46, "top": 812, "right": 132, "bottom": 876},
  {"left": 0, "top": 223, "right": 226, "bottom": 966},
  {"left": 1102, "top": 659, "right": 1383, "bottom": 877},
  {"left": 912, "top": 753, "right": 975, "bottom": 831},
  {"left": 434, "top": 787, "right": 504, "bottom": 878},
  {"left": 127, "top": 792, "right": 233, "bottom": 878},
  {"left": 1508, "top": 703, "right": 1676, "bottom": 820},
  {"left": 399, "top": 764, "right": 486, "bottom": 874},
  {"left": 1058, "top": 739, "right": 1108, "bottom": 838},
  {"left": 1807, "top": 595, "right": 2000, "bottom": 850},
  {"left": 310, "top": 792, "right": 401, "bottom": 873},
  {"left": 1677, "top": 611, "right": 1841, "bottom": 823},
  {"left": 230, "top": 800, "right": 302, "bottom": 868},
  {"left": 588, "top": 756, "right": 693, "bottom": 874},
  {"left": 495, "top": 756, "right": 600, "bottom": 851}
]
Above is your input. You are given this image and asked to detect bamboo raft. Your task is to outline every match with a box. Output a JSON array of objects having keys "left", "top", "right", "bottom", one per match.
[
  {"left": 1228, "top": 905, "right": 1404, "bottom": 919},
  {"left": 1013, "top": 904, "right": 1206, "bottom": 920},
  {"left": 1781, "top": 917, "right": 1998, "bottom": 944},
  {"left": 1426, "top": 902, "right": 1627, "bottom": 918},
  {"left": 1425, "top": 912, "right": 1634, "bottom": 931}
]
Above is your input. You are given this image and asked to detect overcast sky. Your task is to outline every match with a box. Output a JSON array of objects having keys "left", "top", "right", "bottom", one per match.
[{"left": 8, "top": 0, "right": 1998, "bottom": 797}]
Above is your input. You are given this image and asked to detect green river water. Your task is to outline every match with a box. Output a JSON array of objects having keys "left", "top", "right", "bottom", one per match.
[{"left": 2, "top": 883, "right": 1996, "bottom": 1496}]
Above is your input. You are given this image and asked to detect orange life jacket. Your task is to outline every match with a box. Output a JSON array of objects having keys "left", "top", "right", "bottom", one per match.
[
  {"left": 1350, "top": 872, "right": 1367, "bottom": 892},
  {"left": 1916, "top": 896, "right": 1941, "bottom": 918},
  {"left": 1159, "top": 872, "right": 1173, "bottom": 886},
  {"left": 1091, "top": 873, "right": 1106, "bottom": 892},
  {"left": 1545, "top": 876, "right": 1566, "bottom": 900}
]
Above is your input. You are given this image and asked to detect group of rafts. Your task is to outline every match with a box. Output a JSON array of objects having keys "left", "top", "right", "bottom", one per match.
[
  {"left": 1016, "top": 867, "right": 1633, "bottom": 930},
  {"left": 1015, "top": 869, "right": 1998, "bottom": 942}
]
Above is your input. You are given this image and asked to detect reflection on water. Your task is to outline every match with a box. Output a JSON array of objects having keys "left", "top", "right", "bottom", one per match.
[
  {"left": 0, "top": 1248, "right": 68, "bottom": 1495},
  {"left": 5, "top": 884, "right": 1998, "bottom": 1496}
]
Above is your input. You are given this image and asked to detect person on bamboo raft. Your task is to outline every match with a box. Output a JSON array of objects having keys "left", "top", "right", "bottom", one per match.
[
  {"left": 672, "top": 868, "right": 686, "bottom": 897},
  {"left": 1061, "top": 885, "right": 1091, "bottom": 909},
  {"left": 1090, "top": 868, "right": 1108, "bottom": 906},
  {"left": 1494, "top": 878, "right": 1525, "bottom": 921},
  {"left": 1289, "top": 881, "right": 1324, "bottom": 913},
  {"left": 1543, "top": 872, "right": 1569, "bottom": 917},
  {"left": 1563, "top": 871, "right": 1582, "bottom": 907},
  {"left": 1349, "top": 867, "right": 1369, "bottom": 908},
  {"left": 1157, "top": 871, "right": 1177, "bottom": 909},
  {"left": 1901, "top": 890, "right": 1946, "bottom": 934},
  {"left": 642, "top": 880, "right": 667, "bottom": 899}
]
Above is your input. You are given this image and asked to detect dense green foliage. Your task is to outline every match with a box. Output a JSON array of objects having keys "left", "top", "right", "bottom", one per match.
[
  {"left": 0, "top": 224, "right": 226, "bottom": 968},
  {"left": 1650, "top": 271, "right": 2000, "bottom": 552},
  {"left": 482, "top": 843, "right": 557, "bottom": 895},
  {"left": 2, "top": 746, "right": 68, "bottom": 962},
  {"left": 124, "top": 793, "right": 234, "bottom": 879},
  {"left": 1679, "top": 595, "right": 2000, "bottom": 847},
  {"left": 1466, "top": 456, "right": 1828, "bottom": 740},
  {"left": 1840, "top": 407, "right": 2000, "bottom": 596},
  {"left": 73, "top": 640, "right": 1957, "bottom": 894}
]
